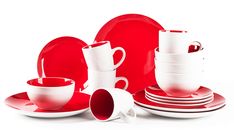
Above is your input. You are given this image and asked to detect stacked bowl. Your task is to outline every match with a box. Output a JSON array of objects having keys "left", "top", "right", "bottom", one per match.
[{"left": 155, "top": 30, "right": 204, "bottom": 97}]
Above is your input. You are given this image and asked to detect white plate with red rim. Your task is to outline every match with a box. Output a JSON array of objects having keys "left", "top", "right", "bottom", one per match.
[
  {"left": 145, "top": 94, "right": 214, "bottom": 107},
  {"left": 145, "top": 86, "right": 213, "bottom": 101},
  {"left": 137, "top": 104, "right": 225, "bottom": 118},
  {"left": 5, "top": 92, "right": 90, "bottom": 118},
  {"left": 145, "top": 92, "right": 214, "bottom": 104},
  {"left": 134, "top": 90, "right": 225, "bottom": 112}
]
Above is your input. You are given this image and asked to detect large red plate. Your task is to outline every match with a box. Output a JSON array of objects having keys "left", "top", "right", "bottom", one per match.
[
  {"left": 95, "top": 14, "right": 164, "bottom": 94},
  {"left": 37, "top": 36, "right": 88, "bottom": 91}
]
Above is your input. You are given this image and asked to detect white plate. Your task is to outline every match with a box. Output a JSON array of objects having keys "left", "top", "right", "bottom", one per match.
[{"left": 137, "top": 104, "right": 225, "bottom": 118}]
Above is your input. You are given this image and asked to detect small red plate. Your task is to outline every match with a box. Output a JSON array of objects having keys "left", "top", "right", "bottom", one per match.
[{"left": 37, "top": 36, "right": 88, "bottom": 91}]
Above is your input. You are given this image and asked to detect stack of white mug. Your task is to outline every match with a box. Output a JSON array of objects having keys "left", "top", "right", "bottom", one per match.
[
  {"left": 155, "top": 30, "right": 204, "bottom": 97},
  {"left": 82, "top": 41, "right": 136, "bottom": 122},
  {"left": 82, "top": 41, "right": 128, "bottom": 92}
]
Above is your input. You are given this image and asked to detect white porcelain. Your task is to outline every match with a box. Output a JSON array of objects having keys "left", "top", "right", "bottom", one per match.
[
  {"left": 155, "top": 47, "right": 204, "bottom": 63},
  {"left": 26, "top": 77, "right": 75, "bottom": 110},
  {"left": 156, "top": 71, "right": 202, "bottom": 97},
  {"left": 90, "top": 88, "right": 136, "bottom": 121},
  {"left": 137, "top": 105, "right": 225, "bottom": 119},
  {"left": 84, "top": 70, "right": 128, "bottom": 93},
  {"left": 159, "top": 30, "right": 202, "bottom": 53},
  {"left": 155, "top": 61, "right": 204, "bottom": 73},
  {"left": 82, "top": 41, "right": 126, "bottom": 71}
]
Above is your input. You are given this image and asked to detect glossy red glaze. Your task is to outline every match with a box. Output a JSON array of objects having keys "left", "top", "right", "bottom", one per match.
[
  {"left": 95, "top": 14, "right": 164, "bottom": 93},
  {"left": 37, "top": 36, "right": 88, "bottom": 91}
]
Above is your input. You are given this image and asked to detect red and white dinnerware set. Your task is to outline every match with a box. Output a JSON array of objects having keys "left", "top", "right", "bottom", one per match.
[{"left": 5, "top": 14, "right": 225, "bottom": 120}]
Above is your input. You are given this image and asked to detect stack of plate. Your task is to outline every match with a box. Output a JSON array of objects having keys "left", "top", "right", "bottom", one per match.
[{"left": 134, "top": 86, "right": 225, "bottom": 118}]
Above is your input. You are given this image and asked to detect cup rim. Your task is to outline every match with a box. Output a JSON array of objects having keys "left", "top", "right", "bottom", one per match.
[
  {"left": 90, "top": 88, "right": 114, "bottom": 121},
  {"left": 27, "top": 77, "right": 75, "bottom": 88},
  {"left": 82, "top": 41, "right": 110, "bottom": 49}
]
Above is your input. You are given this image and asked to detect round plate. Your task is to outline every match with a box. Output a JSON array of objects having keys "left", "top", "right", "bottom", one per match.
[
  {"left": 145, "top": 92, "right": 214, "bottom": 104},
  {"left": 137, "top": 104, "right": 225, "bottom": 119},
  {"left": 134, "top": 90, "right": 225, "bottom": 112},
  {"left": 5, "top": 92, "right": 90, "bottom": 118},
  {"left": 145, "top": 86, "right": 213, "bottom": 101},
  {"left": 95, "top": 14, "right": 164, "bottom": 93},
  {"left": 37, "top": 36, "right": 88, "bottom": 91},
  {"left": 145, "top": 94, "right": 213, "bottom": 107}
]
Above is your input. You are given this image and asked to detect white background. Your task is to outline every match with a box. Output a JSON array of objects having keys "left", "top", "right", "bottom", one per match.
[{"left": 0, "top": 0, "right": 233, "bottom": 129}]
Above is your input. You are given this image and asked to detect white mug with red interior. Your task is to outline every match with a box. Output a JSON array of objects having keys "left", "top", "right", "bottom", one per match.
[
  {"left": 90, "top": 88, "right": 136, "bottom": 122},
  {"left": 82, "top": 41, "right": 126, "bottom": 71},
  {"left": 159, "top": 30, "right": 202, "bottom": 53}
]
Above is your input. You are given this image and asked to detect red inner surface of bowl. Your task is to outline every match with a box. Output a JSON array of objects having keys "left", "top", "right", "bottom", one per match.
[{"left": 27, "top": 77, "right": 73, "bottom": 87}]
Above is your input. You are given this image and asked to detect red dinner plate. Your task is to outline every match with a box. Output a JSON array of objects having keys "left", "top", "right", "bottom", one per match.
[
  {"left": 37, "top": 36, "right": 88, "bottom": 91},
  {"left": 95, "top": 14, "right": 164, "bottom": 93},
  {"left": 5, "top": 92, "right": 90, "bottom": 118},
  {"left": 134, "top": 90, "right": 225, "bottom": 112}
]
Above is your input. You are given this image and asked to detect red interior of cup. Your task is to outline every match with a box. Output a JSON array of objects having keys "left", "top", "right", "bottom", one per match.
[
  {"left": 27, "top": 77, "right": 73, "bottom": 87},
  {"left": 90, "top": 89, "right": 114, "bottom": 120},
  {"left": 83, "top": 41, "right": 108, "bottom": 49}
]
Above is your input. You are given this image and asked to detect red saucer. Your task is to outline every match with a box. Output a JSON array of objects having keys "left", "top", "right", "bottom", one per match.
[
  {"left": 95, "top": 14, "right": 164, "bottom": 93},
  {"left": 37, "top": 36, "right": 88, "bottom": 91}
]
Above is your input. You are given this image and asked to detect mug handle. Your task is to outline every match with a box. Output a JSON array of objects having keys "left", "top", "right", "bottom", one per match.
[
  {"left": 115, "top": 77, "right": 129, "bottom": 90},
  {"left": 112, "top": 47, "right": 126, "bottom": 69},
  {"left": 188, "top": 41, "right": 202, "bottom": 53},
  {"left": 118, "top": 108, "right": 136, "bottom": 122}
]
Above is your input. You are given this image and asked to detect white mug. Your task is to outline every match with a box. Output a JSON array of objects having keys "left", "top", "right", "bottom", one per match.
[
  {"left": 159, "top": 30, "right": 202, "bottom": 53},
  {"left": 82, "top": 41, "right": 126, "bottom": 71},
  {"left": 90, "top": 88, "right": 136, "bottom": 122},
  {"left": 84, "top": 70, "right": 128, "bottom": 93}
]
